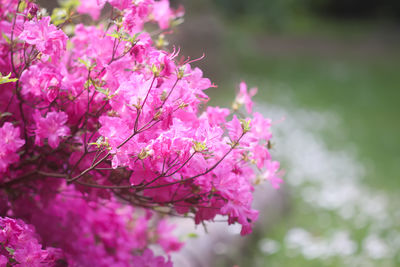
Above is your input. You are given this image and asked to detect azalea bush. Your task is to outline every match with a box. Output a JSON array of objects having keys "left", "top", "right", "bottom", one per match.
[{"left": 0, "top": 0, "right": 282, "bottom": 265}]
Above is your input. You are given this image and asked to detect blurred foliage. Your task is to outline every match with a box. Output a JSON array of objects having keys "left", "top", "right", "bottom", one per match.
[
  {"left": 212, "top": 0, "right": 310, "bottom": 31},
  {"left": 313, "top": 0, "right": 400, "bottom": 19},
  {"left": 212, "top": 0, "right": 400, "bottom": 31},
  {"left": 208, "top": 21, "right": 400, "bottom": 266}
]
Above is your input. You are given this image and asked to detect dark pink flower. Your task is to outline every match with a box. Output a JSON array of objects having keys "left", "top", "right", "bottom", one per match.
[
  {"left": 19, "top": 16, "right": 67, "bottom": 60},
  {"left": 20, "top": 63, "right": 62, "bottom": 102},
  {"left": 33, "top": 111, "right": 70, "bottom": 149},
  {"left": 0, "top": 123, "right": 24, "bottom": 173},
  {"left": 226, "top": 115, "right": 243, "bottom": 142}
]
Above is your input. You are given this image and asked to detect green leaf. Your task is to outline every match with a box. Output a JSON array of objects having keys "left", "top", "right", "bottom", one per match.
[
  {"left": 95, "top": 86, "right": 110, "bottom": 96},
  {"left": 51, "top": 7, "right": 68, "bottom": 26},
  {"left": 18, "top": 1, "right": 27, "bottom": 13},
  {"left": 5, "top": 246, "right": 15, "bottom": 255},
  {"left": 106, "top": 31, "right": 121, "bottom": 39},
  {"left": 0, "top": 73, "right": 18, "bottom": 84},
  {"left": 240, "top": 118, "right": 251, "bottom": 133},
  {"left": 59, "top": 0, "right": 79, "bottom": 9},
  {"left": 78, "top": 58, "right": 96, "bottom": 70},
  {"left": 193, "top": 141, "right": 207, "bottom": 152},
  {"left": 187, "top": 233, "right": 198, "bottom": 238},
  {"left": 1, "top": 32, "right": 11, "bottom": 45}
]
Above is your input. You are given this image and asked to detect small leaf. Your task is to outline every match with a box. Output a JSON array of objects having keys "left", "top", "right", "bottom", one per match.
[
  {"left": 59, "top": 0, "right": 80, "bottom": 9},
  {"left": 1, "top": 32, "right": 11, "bottom": 45},
  {"left": 0, "top": 73, "right": 18, "bottom": 84},
  {"left": 0, "top": 112, "right": 12, "bottom": 118},
  {"left": 78, "top": 58, "right": 95, "bottom": 70},
  {"left": 5, "top": 246, "right": 15, "bottom": 255},
  {"left": 187, "top": 233, "right": 198, "bottom": 238},
  {"left": 193, "top": 141, "right": 207, "bottom": 152},
  {"left": 240, "top": 118, "right": 251, "bottom": 133},
  {"left": 106, "top": 31, "right": 120, "bottom": 39},
  {"left": 51, "top": 7, "right": 68, "bottom": 26}
]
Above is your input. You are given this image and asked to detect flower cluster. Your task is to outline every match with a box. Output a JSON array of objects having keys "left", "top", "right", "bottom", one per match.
[
  {"left": 0, "top": 123, "right": 24, "bottom": 173},
  {"left": 0, "top": 217, "right": 63, "bottom": 266},
  {"left": 0, "top": 0, "right": 281, "bottom": 265}
]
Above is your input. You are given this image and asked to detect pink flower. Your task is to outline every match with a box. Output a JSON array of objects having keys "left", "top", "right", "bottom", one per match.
[
  {"left": 132, "top": 249, "right": 172, "bottom": 267},
  {"left": 0, "top": 123, "right": 25, "bottom": 173},
  {"left": 220, "top": 201, "right": 259, "bottom": 236},
  {"left": 263, "top": 161, "right": 283, "bottom": 189},
  {"left": 226, "top": 115, "right": 243, "bottom": 142},
  {"left": 77, "top": 0, "right": 105, "bottom": 20},
  {"left": 20, "top": 63, "right": 62, "bottom": 102},
  {"left": 156, "top": 219, "right": 183, "bottom": 253},
  {"left": 33, "top": 111, "right": 70, "bottom": 149},
  {"left": 234, "top": 81, "right": 258, "bottom": 114},
  {"left": 251, "top": 112, "right": 272, "bottom": 141},
  {"left": 205, "top": 107, "right": 230, "bottom": 126},
  {"left": 0, "top": 217, "right": 63, "bottom": 266},
  {"left": 152, "top": 0, "right": 173, "bottom": 29},
  {"left": 152, "top": 0, "right": 184, "bottom": 30},
  {"left": 107, "top": 0, "right": 131, "bottom": 10},
  {"left": 18, "top": 16, "right": 67, "bottom": 60},
  {"left": 121, "top": 0, "right": 152, "bottom": 33},
  {"left": 0, "top": 255, "right": 7, "bottom": 265},
  {"left": 0, "top": 0, "right": 283, "bottom": 263},
  {"left": 130, "top": 32, "right": 152, "bottom": 62},
  {"left": 252, "top": 144, "right": 270, "bottom": 169}
]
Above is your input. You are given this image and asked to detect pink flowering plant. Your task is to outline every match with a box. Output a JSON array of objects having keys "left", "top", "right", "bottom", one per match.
[{"left": 0, "top": 0, "right": 282, "bottom": 265}]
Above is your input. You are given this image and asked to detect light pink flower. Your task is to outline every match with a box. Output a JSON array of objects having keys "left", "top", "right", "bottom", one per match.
[
  {"left": 77, "top": 0, "right": 105, "bottom": 20},
  {"left": 235, "top": 81, "right": 258, "bottom": 114},
  {"left": 152, "top": 0, "right": 172, "bottom": 29},
  {"left": 156, "top": 219, "right": 183, "bottom": 253},
  {"left": 263, "top": 161, "right": 283, "bottom": 189},
  {"left": 205, "top": 107, "right": 230, "bottom": 126}
]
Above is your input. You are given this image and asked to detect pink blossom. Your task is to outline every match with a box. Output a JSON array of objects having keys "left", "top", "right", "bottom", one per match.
[
  {"left": 0, "top": 255, "right": 7, "bottom": 265},
  {"left": 120, "top": 0, "right": 153, "bottom": 34},
  {"left": 107, "top": 0, "right": 131, "bottom": 10},
  {"left": 33, "top": 111, "right": 70, "bottom": 149},
  {"left": 221, "top": 201, "right": 259, "bottom": 236},
  {"left": 132, "top": 249, "right": 172, "bottom": 267},
  {"left": 204, "top": 107, "right": 230, "bottom": 126},
  {"left": 0, "top": 123, "right": 24, "bottom": 173},
  {"left": 263, "top": 161, "right": 283, "bottom": 189},
  {"left": 130, "top": 32, "right": 153, "bottom": 62},
  {"left": 234, "top": 81, "right": 258, "bottom": 114},
  {"left": 77, "top": 0, "right": 105, "bottom": 20},
  {"left": 18, "top": 16, "right": 67, "bottom": 60},
  {"left": 152, "top": 0, "right": 173, "bottom": 29},
  {"left": 226, "top": 115, "right": 243, "bottom": 142},
  {"left": 0, "top": 217, "right": 64, "bottom": 266},
  {"left": 20, "top": 63, "right": 62, "bottom": 102},
  {"left": 0, "top": 1, "right": 282, "bottom": 264},
  {"left": 156, "top": 219, "right": 183, "bottom": 253},
  {"left": 252, "top": 144, "right": 271, "bottom": 169},
  {"left": 251, "top": 112, "right": 272, "bottom": 141}
]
